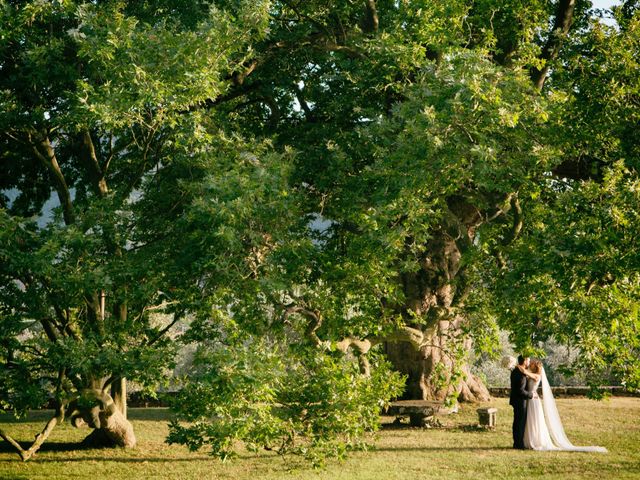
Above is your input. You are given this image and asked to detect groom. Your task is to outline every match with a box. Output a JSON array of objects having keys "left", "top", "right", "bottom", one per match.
[{"left": 509, "top": 355, "right": 534, "bottom": 449}]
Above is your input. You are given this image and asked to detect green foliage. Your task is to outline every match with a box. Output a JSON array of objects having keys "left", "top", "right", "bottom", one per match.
[
  {"left": 0, "top": 0, "right": 272, "bottom": 416},
  {"left": 490, "top": 163, "right": 640, "bottom": 392},
  {"left": 167, "top": 330, "right": 403, "bottom": 466},
  {"left": 479, "top": 10, "right": 640, "bottom": 393},
  {"left": 2, "top": 0, "right": 639, "bottom": 464}
]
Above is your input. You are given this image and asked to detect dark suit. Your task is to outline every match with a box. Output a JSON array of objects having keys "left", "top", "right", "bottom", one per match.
[{"left": 509, "top": 367, "right": 533, "bottom": 449}]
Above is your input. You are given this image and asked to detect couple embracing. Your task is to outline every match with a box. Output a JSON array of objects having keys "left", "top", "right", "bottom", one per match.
[{"left": 509, "top": 355, "right": 607, "bottom": 452}]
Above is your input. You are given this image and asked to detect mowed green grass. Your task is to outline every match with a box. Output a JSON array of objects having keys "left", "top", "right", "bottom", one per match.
[{"left": 1, "top": 397, "right": 639, "bottom": 480}]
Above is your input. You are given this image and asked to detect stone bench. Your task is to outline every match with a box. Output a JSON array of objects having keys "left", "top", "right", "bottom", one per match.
[{"left": 384, "top": 400, "right": 445, "bottom": 427}]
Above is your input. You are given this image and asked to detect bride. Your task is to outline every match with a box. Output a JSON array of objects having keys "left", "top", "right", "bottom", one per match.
[{"left": 518, "top": 360, "right": 607, "bottom": 452}]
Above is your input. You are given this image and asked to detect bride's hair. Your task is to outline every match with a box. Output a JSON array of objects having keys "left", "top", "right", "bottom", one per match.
[{"left": 529, "top": 360, "right": 542, "bottom": 373}]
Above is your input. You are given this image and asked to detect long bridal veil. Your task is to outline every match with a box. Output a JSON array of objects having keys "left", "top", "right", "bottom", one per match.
[{"left": 540, "top": 367, "right": 608, "bottom": 453}]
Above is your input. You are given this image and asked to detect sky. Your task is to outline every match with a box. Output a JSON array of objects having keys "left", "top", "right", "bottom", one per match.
[
  {"left": 591, "top": 0, "right": 621, "bottom": 24},
  {"left": 591, "top": 0, "right": 619, "bottom": 8}
]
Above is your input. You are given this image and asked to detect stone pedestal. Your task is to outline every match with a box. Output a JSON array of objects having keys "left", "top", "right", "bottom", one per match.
[{"left": 477, "top": 407, "right": 498, "bottom": 428}]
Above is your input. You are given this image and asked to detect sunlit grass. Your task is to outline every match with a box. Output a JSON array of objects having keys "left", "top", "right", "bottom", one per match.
[{"left": 1, "top": 397, "right": 638, "bottom": 479}]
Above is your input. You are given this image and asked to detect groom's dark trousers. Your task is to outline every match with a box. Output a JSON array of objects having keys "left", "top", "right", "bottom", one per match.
[{"left": 509, "top": 367, "right": 533, "bottom": 449}]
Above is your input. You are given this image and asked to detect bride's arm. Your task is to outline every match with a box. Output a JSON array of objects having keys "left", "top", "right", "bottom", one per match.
[{"left": 516, "top": 365, "right": 540, "bottom": 381}]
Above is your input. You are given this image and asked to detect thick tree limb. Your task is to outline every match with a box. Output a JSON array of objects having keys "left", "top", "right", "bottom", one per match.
[
  {"left": 284, "top": 302, "right": 435, "bottom": 353},
  {"left": 485, "top": 192, "right": 516, "bottom": 223},
  {"left": 29, "top": 132, "right": 74, "bottom": 225},
  {"left": 68, "top": 389, "right": 136, "bottom": 447},
  {"left": 110, "top": 378, "right": 127, "bottom": 419},
  {"left": 530, "top": 0, "right": 577, "bottom": 90},
  {"left": 373, "top": 325, "right": 434, "bottom": 349},
  {"left": 40, "top": 317, "right": 58, "bottom": 343},
  {"left": 231, "top": 59, "right": 259, "bottom": 87},
  {"left": 313, "top": 40, "right": 367, "bottom": 59},
  {"left": 362, "top": 0, "right": 379, "bottom": 34},
  {"left": 333, "top": 325, "right": 437, "bottom": 376},
  {"left": 0, "top": 429, "right": 25, "bottom": 457},
  {"left": 84, "top": 292, "right": 106, "bottom": 337},
  {"left": 334, "top": 325, "right": 430, "bottom": 356},
  {"left": 509, "top": 195, "right": 523, "bottom": 241},
  {"left": 490, "top": 193, "right": 524, "bottom": 268},
  {"left": 82, "top": 131, "right": 109, "bottom": 196},
  {"left": 284, "top": 301, "right": 440, "bottom": 378},
  {"left": 261, "top": 95, "right": 281, "bottom": 129},
  {"left": 283, "top": 305, "right": 323, "bottom": 346},
  {"left": 0, "top": 407, "right": 64, "bottom": 461}
]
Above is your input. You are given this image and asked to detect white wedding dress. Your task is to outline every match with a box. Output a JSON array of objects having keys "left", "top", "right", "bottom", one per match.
[{"left": 523, "top": 368, "right": 607, "bottom": 452}]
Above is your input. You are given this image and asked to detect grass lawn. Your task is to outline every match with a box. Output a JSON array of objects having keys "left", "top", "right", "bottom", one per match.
[{"left": 1, "top": 397, "right": 639, "bottom": 480}]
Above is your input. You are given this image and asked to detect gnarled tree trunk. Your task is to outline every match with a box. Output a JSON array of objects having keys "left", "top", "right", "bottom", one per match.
[
  {"left": 386, "top": 205, "right": 491, "bottom": 403},
  {"left": 385, "top": 326, "right": 490, "bottom": 403},
  {"left": 71, "top": 384, "right": 136, "bottom": 448}
]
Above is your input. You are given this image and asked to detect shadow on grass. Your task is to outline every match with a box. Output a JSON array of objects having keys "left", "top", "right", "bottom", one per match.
[
  {"left": 374, "top": 446, "right": 513, "bottom": 453},
  {"left": 380, "top": 422, "right": 479, "bottom": 431},
  {"left": 127, "top": 408, "right": 173, "bottom": 422},
  {"left": 0, "top": 408, "right": 174, "bottom": 424},
  {"left": 380, "top": 422, "right": 438, "bottom": 431},
  {"left": 29, "top": 455, "right": 218, "bottom": 464},
  {"left": 0, "top": 441, "right": 111, "bottom": 454},
  {"left": 27, "top": 451, "right": 280, "bottom": 464},
  {"left": 1, "top": 441, "right": 275, "bottom": 463}
]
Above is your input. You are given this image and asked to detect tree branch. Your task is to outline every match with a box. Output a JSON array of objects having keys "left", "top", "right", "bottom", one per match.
[
  {"left": 292, "top": 82, "right": 315, "bottom": 121},
  {"left": 185, "top": 25, "right": 367, "bottom": 115},
  {"left": 282, "top": 0, "right": 334, "bottom": 39},
  {"left": 82, "top": 131, "right": 108, "bottom": 196},
  {"left": 332, "top": 325, "right": 437, "bottom": 376},
  {"left": 261, "top": 95, "right": 281, "bottom": 129},
  {"left": 509, "top": 195, "right": 523, "bottom": 241},
  {"left": 530, "top": 0, "right": 577, "bottom": 90},
  {"left": 29, "top": 132, "right": 75, "bottom": 225},
  {"left": 147, "top": 311, "right": 184, "bottom": 347},
  {"left": 231, "top": 59, "right": 259, "bottom": 87},
  {"left": 361, "top": 0, "right": 379, "bottom": 34},
  {"left": 84, "top": 293, "right": 105, "bottom": 337},
  {"left": 0, "top": 407, "right": 65, "bottom": 461},
  {"left": 485, "top": 192, "right": 516, "bottom": 223},
  {"left": 313, "top": 40, "right": 368, "bottom": 59},
  {"left": 40, "top": 317, "right": 58, "bottom": 343},
  {"left": 282, "top": 305, "right": 323, "bottom": 346}
]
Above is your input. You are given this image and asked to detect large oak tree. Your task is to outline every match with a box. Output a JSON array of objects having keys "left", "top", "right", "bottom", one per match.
[{"left": 1, "top": 0, "right": 638, "bottom": 464}]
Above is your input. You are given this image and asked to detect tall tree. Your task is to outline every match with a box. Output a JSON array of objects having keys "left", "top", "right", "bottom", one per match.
[
  {"left": 2, "top": 0, "right": 638, "bottom": 464},
  {"left": 168, "top": 7, "right": 639, "bottom": 465},
  {"left": 187, "top": 0, "right": 584, "bottom": 402},
  {"left": 0, "top": 0, "right": 271, "bottom": 459}
]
